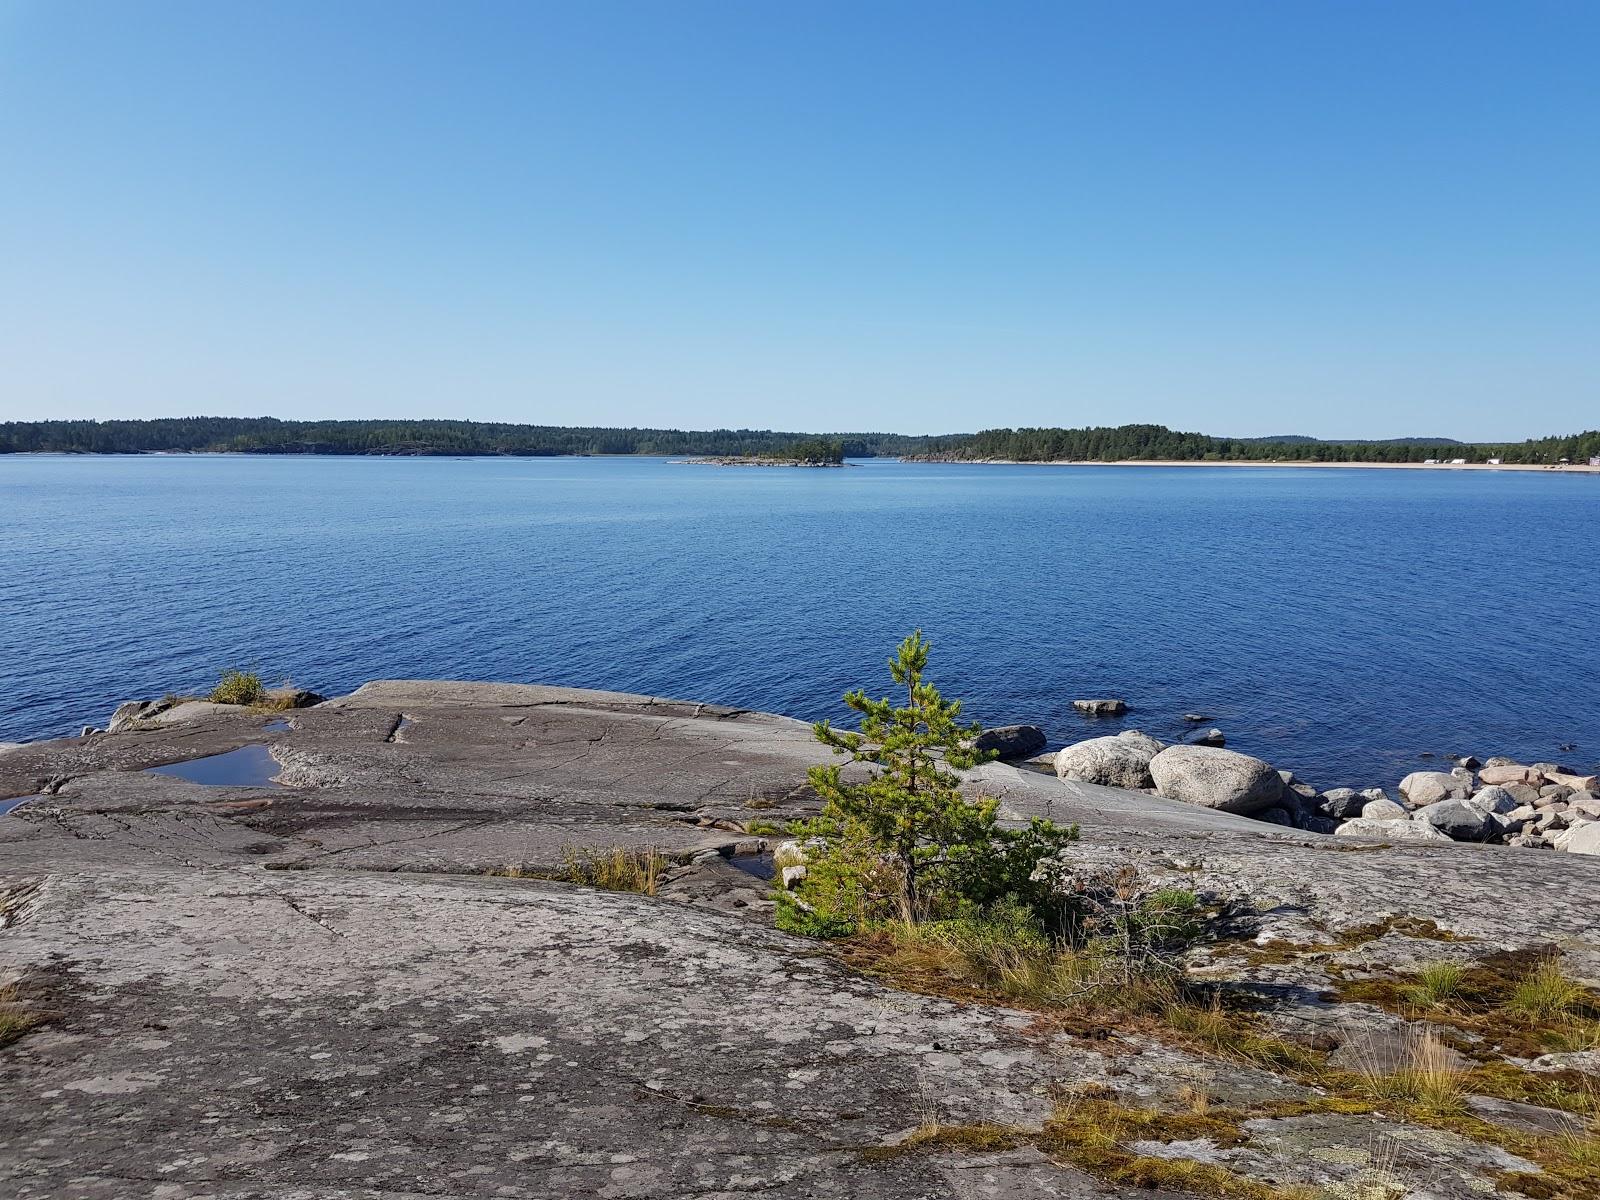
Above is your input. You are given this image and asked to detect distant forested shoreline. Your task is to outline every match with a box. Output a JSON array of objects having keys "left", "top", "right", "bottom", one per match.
[
  {"left": 0, "top": 418, "right": 947, "bottom": 459},
  {"left": 1, "top": 416, "right": 1595, "bottom": 465}
]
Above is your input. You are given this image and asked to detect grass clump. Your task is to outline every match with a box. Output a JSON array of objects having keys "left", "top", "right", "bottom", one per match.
[
  {"left": 558, "top": 846, "right": 666, "bottom": 895},
  {"left": 1511, "top": 959, "right": 1590, "bottom": 1022},
  {"left": 209, "top": 668, "right": 266, "bottom": 706},
  {"left": 0, "top": 983, "right": 39, "bottom": 1048},
  {"left": 861, "top": 1120, "right": 1024, "bottom": 1162},
  {"left": 1401, "top": 961, "right": 1466, "bottom": 1009},
  {"left": 1350, "top": 1025, "right": 1468, "bottom": 1115},
  {"left": 488, "top": 846, "right": 669, "bottom": 896}
]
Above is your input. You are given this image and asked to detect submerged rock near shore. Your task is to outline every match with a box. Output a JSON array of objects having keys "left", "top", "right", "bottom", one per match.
[{"left": 2, "top": 681, "right": 1599, "bottom": 1199}]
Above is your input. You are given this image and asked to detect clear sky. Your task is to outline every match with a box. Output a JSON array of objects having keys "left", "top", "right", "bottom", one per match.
[{"left": 2, "top": 1, "right": 1596, "bottom": 439}]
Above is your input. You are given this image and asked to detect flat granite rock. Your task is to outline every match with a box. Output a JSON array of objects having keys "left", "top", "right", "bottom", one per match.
[{"left": 3, "top": 680, "right": 1600, "bottom": 1198}]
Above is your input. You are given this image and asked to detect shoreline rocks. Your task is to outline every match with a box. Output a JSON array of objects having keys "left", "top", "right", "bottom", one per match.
[
  {"left": 1072, "top": 698, "right": 1127, "bottom": 716},
  {"left": 1044, "top": 723, "right": 1599, "bottom": 855},
  {"left": 1054, "top": 731, "right": 1164, "bottom": 789},
  {"left": 1147, "top": 745, "right": 1283, "bottom": 815},
  {"left": 972, "top": 724, "right": 1047, "bottom": 760}
]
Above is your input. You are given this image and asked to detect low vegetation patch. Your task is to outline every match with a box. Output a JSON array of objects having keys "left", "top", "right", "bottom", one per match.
[
  {"left": 488, "top": 846, "right": 668, "bottom": 895},
  {"left": 557, "top": 846, "right": 666, "bottom": 895},
  {"left": 0, "top": 982, "right": 39, "bottom": 1048},
  {"left": 1336, "top": 951, "right": 1600, "bottom": 1061},
  {"left": 209, "top": 668, "right": 266, "bottom": 706}
]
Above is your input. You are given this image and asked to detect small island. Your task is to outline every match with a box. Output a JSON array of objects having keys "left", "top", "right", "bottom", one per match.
[{"left": 681, "top": 437, "right": 847, "bottom": 467}]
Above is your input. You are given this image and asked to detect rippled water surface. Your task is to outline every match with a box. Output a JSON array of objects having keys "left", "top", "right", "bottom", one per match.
[{"left": 3, "top": 455, "right": 1597, "bottom": 788}]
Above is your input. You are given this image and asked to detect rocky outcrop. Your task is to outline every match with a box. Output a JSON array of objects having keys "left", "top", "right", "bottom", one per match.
[
  {"left": 1054, "top": 731, "right": 1163, "bottom": 789},
  {"left": 5, "top": 681, "right": 1600, "bottom": 1200},
  {"left": 973, "top": 724, "right": 1047, "bottom": 760},
  {"left": 1191, "top": 727, "right": 1226, "bottom": 747},
  {"left": 1148, "top": 745, "right": 1284, "bottom": 815},
  {"left": 1072, "top": 698, "right": 1127, "bottom": 716}
]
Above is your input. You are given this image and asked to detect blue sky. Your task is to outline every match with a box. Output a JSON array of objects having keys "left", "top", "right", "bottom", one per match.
[{"left": 1, "top": 1, "right": 1596, "bottom": 438}]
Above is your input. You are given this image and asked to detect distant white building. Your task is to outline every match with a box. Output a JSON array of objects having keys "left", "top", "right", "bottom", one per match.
[
  {"left": 1487, "top": 457, "right": 1502, "bottom": 465},
  {"left": 1423, "top": 458, "right": 1439, "bottom": 465},
  {"left": 1450, "top": 457, "right": 1467, "bottom": 464},
  {"left": 1590, "top": 456, "right": 1600, "bottom": 467}
]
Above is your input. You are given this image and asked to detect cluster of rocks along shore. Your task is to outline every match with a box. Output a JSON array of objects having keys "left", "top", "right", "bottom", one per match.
[{"left": 1031, "top": 727, "right": 1600, "bottom": 855}]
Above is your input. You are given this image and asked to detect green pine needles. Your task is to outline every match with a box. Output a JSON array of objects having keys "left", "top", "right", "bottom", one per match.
[{"left": 789, "top": 631, "right": 1077, "bottom": 931}]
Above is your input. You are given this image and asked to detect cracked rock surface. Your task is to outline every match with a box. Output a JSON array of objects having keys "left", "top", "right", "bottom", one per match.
[{"left": 2, "top": 681, "right": 1599, "bottom": 1198}]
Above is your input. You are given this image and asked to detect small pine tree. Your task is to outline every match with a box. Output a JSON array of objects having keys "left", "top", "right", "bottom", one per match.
[{"left": 801, "top": 631, "right": 1074, "bottom": 926}]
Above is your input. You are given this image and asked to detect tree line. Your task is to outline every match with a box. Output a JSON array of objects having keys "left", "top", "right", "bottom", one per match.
[
  {"left": 918, "top": 424, "right": 1600, "bottom": 465},
  {"left": 0, "top": 417, "right": 939, "bottom": 459},
  {"left": 1, "top": 416, "right": 1594, "bottom": 464}
]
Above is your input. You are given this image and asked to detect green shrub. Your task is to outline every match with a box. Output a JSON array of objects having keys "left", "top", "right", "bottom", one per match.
[
  {"left": 209, "top": 669, "right": 265, "bottom": 706},
  {"left": 794, "top": 631, "right": 1076, "bottom": 929}
]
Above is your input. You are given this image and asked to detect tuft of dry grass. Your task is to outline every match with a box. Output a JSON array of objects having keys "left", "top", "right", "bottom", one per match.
[
  {"left": 487, "top": 847, "right": 668, "bottom": 896},
  {"left": 1350, "top": 1025, "right": 1467, "bottom": 1115},
  {"left": 861, "top": 1121, "right": 1024, "bottom": 1161},
  {"left": 209, "top": 668, "right": 266, "bottom": 706},
  {"left": 0, "top": 982, "right": 39, "bottom": 1047},
  {"left": 558, "top": 846, "right": 666, "bottom": 895},
  {"left": 1511, "top": 959, "right": 1589, "bottom": 1023}
]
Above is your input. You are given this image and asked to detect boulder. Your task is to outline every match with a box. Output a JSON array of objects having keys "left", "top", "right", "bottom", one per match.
[
  {"left": 1412, "top": 798, "right": 1494, "bottom": 842},
  {"left": 1192, "top": 727, "right": 1226, "bottom": 747},
  {"left": 1507, "top": 783, "right": 1543, "bottom": 806},
  {"left": 1552, "top": 823, "right": 1600, "bottom": 856},
  {"left": 1467, "top": 786, "right": 1518, "bottom": 816},
  {"left": 1479, "top": 764, "right": 1544, "bottom": 787},
  {"left": 146, "top": 700, "right": 251, "bottom": 726},
  {"left": 1484, "top": 756, "right": 1518, "bottom": 768},
  {"left": 1319, "top": 788, "right": 1366, "bottom": 821},
  {"left": 1547, "top": 772, "right": 1600, "bottom": 795},
  {"left": 1361, "top": 797, "right": 1408, "bottom": 821},
  {"left": 1399, "top": 771, "right": 1469, "bottom": 807},
  {"left": 972, "top": 725, "right": 1047, "bottom": 760},
  {"left": 1182, "top": 713, "right": 1211, "bottom": 723},
  {"left": 1054, "top": 735, "right": 1160, "bottom": 789},
  {"left": 1283, "top": 779, "right": 1319, "bottom": 807},
  {"left": 108, "top": 700, "right": 161, "bottom": 733},
  {"left": 1115, "top": 730, "right": 1166, "bottom": 755},
  {"left": 780, "top": 864, "right": 808, "bottom": 889},
  {"left": 1072, "top": 699, "right": 1127, "bottom": 716},
  {"left": 1334, "top": 817, "right": 1453, "bottom": 843},
  {"left": 1256, "top": 807, "right": 1295, "bottom": 826},
  {"left": 1456, "top": 755, "right": 1482, "bottom": 770},
  {"left": 263, "top": 687, "right": 327, "bottom": 709},
  {"left": 1507, "top": 805, "right": 1539, "bottom": 823},
  {"left": 1532, "top": 762, "right": 1573, "bottom": 778},
  {"left": 1148, "top": 745, "right": 1284, "bottom": 815},
  {"left": 1571, "top": 799, "right": 1600, "bottom": 821},
  {"left": 1539, "top": 784, "right": 1574, "bottom": 802}
]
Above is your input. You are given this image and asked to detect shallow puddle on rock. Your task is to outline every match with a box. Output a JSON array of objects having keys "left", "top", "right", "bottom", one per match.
[
  {"left": 263, "top": 719, "right": 291, "bottom": 733},
  {"left": 145, "top": 744, "right": 283, "bottom": 787},
  {"left": 728, "top": 852, "right": 775, "bottom": 880}
]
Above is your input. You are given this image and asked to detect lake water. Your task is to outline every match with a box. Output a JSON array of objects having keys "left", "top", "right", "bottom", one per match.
[{"left": 3, "top": 454, "right": 1597, "bottom": 790}]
